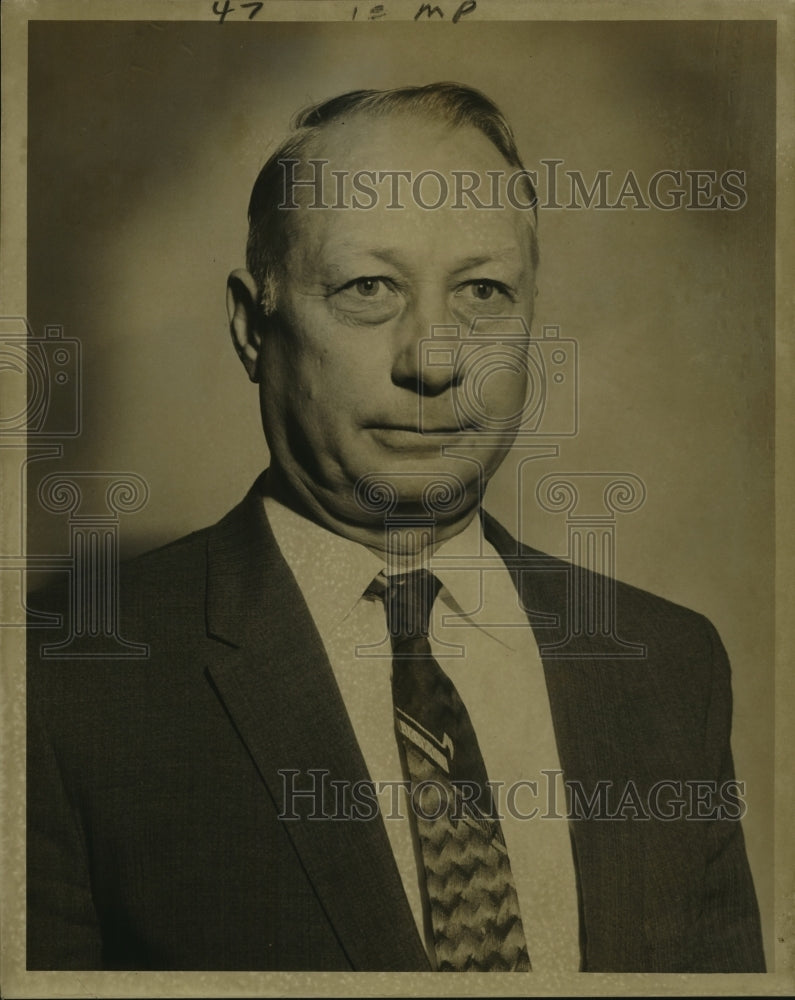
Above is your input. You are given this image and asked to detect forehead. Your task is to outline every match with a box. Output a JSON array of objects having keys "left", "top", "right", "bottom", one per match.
[
  {"left": 282, "top": 113, "right": 534, "bottom": 267},
  {"left": 304, "top": 111, "right": 507, "bottom": 172}
]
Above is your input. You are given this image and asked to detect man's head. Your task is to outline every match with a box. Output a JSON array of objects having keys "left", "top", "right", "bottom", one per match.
[{"left": 227, "top": 83, "right": 539, "bottom": 549}]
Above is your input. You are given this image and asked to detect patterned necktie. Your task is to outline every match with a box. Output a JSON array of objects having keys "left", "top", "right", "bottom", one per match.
[{"left": 372, "top": 568, "right": 531, "bottom": 972}]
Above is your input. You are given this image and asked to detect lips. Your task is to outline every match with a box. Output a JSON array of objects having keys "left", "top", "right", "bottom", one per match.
[{"left": 368, "top": 423, "right": 478, "bottom": 434}]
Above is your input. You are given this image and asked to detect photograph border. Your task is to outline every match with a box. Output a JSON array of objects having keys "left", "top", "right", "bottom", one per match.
[{"left": 1, "top": 1, "right": 792, "bottom": 996}]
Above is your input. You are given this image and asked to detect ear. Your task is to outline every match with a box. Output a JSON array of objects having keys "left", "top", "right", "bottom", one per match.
[{"left": 226, "top": 268, "right": 263, "bottom": 383}]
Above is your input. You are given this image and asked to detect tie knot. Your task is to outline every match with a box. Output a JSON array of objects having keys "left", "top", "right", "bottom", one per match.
[{"left": 374, "top": 569, "right": 442, "bottom": 643}]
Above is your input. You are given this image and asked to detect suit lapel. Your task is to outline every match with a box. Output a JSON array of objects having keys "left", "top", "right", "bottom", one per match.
[
  {"left": 204, "top": 480, "right": 429, "bottom": 971},
  {"left": 482, "top": 511, "right": 649, "bottom": 970},
  {"left": 201, "top": 492, "right": 653, "bottom": 970}
]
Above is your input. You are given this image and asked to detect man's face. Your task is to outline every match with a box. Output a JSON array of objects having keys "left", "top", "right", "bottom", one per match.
[{"left": 255, "top": 114, "right": 536, "bottom": 526}]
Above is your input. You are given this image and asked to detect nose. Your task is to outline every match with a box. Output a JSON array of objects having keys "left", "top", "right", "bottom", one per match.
[{"left": 390, "top": 292, "right": 461, "bottom": 396}]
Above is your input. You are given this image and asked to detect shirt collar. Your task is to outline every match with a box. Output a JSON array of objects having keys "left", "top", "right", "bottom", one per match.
[
  {"left": 263, "top": 493, "right": 520, "bottom": 648},
  {"left": 263, "top": 493, "right": 383, "bottom": 638}
]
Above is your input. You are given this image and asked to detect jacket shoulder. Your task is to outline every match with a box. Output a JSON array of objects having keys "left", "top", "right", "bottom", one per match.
[
  {"left": 28, "top": 524, "right": 212, "bottom": 620},
  {"left": 482, "top": 507, "right": 715, "bottom": 630}
]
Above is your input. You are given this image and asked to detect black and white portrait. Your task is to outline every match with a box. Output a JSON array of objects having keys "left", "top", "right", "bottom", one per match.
[{"left": 1, "top": 4, "right": 788, "bottom": 996}]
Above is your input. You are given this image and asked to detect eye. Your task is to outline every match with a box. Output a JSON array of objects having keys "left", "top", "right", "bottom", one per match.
[
  {"left": 329, "top": 275, "right": 402, "bottom": 324},
  {"left": 458, "top": 279, "right": 514, "bottom": 302},
  {"left": 333, "top": 276, "right": 390, "bottom": 299},
  {"left": 353, "top": 277, "right": 382, "bottom": 297},
  {"left": 330, "top": 276, "right": 395, "bottom": 301}
]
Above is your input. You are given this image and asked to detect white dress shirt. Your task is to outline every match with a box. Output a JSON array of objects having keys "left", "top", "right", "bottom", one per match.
[{"left": 264, "top": 493, "right": 580, "bottom": 971}]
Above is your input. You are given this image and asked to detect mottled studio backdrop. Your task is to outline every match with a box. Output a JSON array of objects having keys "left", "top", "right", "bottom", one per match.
[{"left": 25, "top": 19, "right": 775, "bottom": 958}]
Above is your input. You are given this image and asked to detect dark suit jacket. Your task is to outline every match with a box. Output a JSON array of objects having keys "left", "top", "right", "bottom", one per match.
[{"left": 27, "top": 475, "right": 766, "bottom": 971}]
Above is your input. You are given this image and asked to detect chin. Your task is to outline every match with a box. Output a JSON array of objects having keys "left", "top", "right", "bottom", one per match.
[{"left": 340, "top": 460, "right": 483, "bottom": 525}]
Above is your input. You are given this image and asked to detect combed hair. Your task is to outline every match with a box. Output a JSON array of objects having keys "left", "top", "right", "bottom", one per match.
[{"left": 246, "top": 83, "right": 539, "bottom": 313}]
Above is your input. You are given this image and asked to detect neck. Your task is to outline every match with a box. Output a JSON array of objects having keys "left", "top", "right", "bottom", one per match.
[{"left": 263, "top": 465, "right": 481, "bottom": 561}]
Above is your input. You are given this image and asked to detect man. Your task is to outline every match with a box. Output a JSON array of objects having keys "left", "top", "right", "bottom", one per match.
[{"left": 27, "top": 83, "right": 765, "bottom": 972}]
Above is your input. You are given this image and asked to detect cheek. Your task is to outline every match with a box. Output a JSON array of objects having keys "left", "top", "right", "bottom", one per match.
[
  {"left": 483, "top": 375, "right": 529, "bottom": 429},
  {"left": 268, "top": 347, "right": 366, "bottom": 442},
  {"left": 265, "top": 302, "right": 391, "bottom": 417},
  {"left": 261, "top": 327, "right": 324, "bottom": 406},
  {"left": 459, "top": 346, "right": 531, "bottom": 426},
  {"left": 311, "top": 337, "right": 388, "bottom": 402}
]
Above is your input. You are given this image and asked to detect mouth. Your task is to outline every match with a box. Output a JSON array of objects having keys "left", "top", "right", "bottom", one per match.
[
  {"left": 367, "top": 425, "right": 477, "bottom": 451},
  {"left": 368, "top": 423, "right": 479, "bottom": 435}
]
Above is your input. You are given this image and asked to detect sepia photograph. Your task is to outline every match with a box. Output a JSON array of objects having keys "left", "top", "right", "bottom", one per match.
[{"left": 1, "top": 1, "right": 792, "bottom": 996}]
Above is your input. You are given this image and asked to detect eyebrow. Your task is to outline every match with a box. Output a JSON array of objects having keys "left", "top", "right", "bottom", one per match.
[
  {"left": 329, "top": 243, "right": 525, "bottom": 273},
  {"left": 449, "top": 249, "right": 525, "bottom": 274}
]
